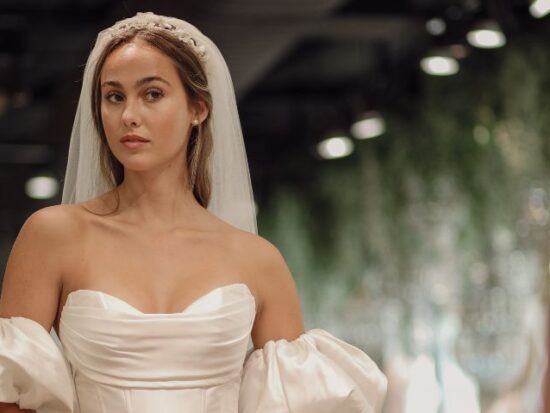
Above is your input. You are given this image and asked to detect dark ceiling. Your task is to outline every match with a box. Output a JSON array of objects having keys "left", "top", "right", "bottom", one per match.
[{"left": 0, "top": 0, "right": 543, "bottom": 230}]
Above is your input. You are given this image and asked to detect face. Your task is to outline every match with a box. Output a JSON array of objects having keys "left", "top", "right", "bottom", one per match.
[{"left": 100, "top": 38, "right": 202, "bottom": 172}]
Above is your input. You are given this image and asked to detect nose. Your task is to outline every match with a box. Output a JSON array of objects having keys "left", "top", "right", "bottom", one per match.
[{"left": 121, "top": 99, "right": 141, "bottom": 128}]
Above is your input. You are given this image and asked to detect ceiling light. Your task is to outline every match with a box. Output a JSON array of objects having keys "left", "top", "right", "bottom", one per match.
[
  {"left": 466, "top": 20, "right": 506, "bottom": 49},
  {"left": 530, "top": 0, "right": 550, "bottom": 18},
  {"left": 317, "top": 135, "right": 354, "bottom": 159},
  {"left": 25, "top": 175, "right": 59, "bottom": 199},
  {"left": 420, "top": 55, "right": 459, "bottom": 76},
  {"left": 426, "top": 18, "right": 446, "bottom": 36},
  {"left": 351, "top": 112, "right": 386, "bottom": 139}
]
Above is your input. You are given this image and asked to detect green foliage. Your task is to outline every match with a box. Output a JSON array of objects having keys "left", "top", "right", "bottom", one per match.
[{"left": 257, "top": 31, "right": 550, "bottom": 326}]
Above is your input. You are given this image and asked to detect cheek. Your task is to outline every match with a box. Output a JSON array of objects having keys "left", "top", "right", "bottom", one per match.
[
  {"left": 100, "top": 105, "right": 115, "bottom": 135},
  {"left": 154, "top": 104, "right": 191, "bottom": 141},
  {"left": 100, "top": 106, "right": 121, "bottom": 155}
]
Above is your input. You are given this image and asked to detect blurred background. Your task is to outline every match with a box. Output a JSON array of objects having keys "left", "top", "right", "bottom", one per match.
[{"left": 1, "top": 0, "right": 550, "bottom": 411}]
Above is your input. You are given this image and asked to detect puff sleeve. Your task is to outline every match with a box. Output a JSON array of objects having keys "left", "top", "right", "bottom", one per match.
[
  {"left": 0, "top": 317, "right": 76, "bottom": 413},
  {"left": 239, "top": 328, "right": 387, "bottom": 413}
]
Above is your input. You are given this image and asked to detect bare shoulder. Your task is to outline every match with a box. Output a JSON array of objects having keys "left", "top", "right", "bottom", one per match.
[
  {"left": 230, "top": 231, "right": 305, "bottom": 348},
  {"left": 0, "top": 204, "right": 83, "bottom": 328},
  {"left": 12, "top": 204, "right": 85, "bottom": 278},
  {"left": 231, "top": 231, "right": 303, "bottom": 316},
  {"left": 232, "top": 230, "right": 284, "bottom": 264},
  {"left": 21, "top": 204, "right": 86, "bottom": 253},
  {"left": 24, "top": 203, "right": 83, "bottom": 234},
  {"left": 229, "top": 230, "right": 288, "bottom": 282}
]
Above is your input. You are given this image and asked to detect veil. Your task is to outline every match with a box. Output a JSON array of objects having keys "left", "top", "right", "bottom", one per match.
[
  {"left": 50, "top": 11, "right": 258, "bottom": 345},
  {"left": 61, "top": 12, "right": 258, "bottom": 234}
]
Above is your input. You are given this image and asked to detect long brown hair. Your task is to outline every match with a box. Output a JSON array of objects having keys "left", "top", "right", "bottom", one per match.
[{"left": 90, "top": 27, "right": 213, "bottom": 213}]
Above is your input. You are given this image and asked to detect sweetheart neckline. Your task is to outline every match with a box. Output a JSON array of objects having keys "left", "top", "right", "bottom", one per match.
[{"left": 63, "top": 282, "right": 255, "bottom": 316}]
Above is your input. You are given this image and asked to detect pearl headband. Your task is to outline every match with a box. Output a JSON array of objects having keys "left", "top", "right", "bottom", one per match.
[{"left": 104, "top": 12, "right": 208, "bottom": 63}]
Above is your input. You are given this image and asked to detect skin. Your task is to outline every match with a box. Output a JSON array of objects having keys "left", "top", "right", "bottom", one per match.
[{"left": 0, "top": 38, "right": 304, "bottom": 413}]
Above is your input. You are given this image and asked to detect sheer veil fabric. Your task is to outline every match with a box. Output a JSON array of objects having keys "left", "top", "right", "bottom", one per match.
[
  {"left": 61, "top": 12, "right": 257, "bottom": 234},
  {"left": 52, "top": 11, "right": 257, "bottom": 343}
]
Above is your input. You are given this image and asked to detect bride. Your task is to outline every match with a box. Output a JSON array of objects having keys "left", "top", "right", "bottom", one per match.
[{"left": 0, "top": 12, "right": 387, "bottom": 413}]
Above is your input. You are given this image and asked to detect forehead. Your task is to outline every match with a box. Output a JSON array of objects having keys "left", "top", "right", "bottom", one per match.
[{"left": 101, "top": 39, "right": 178, "bottom": 82}]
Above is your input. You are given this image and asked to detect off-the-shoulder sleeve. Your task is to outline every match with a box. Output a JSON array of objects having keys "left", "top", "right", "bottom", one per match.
[
  {"left": 239, "top": 328, "right": 387, "bottom": 413},
  {"left": 0, "top": 317, "right": 76, "bottom": 413}
]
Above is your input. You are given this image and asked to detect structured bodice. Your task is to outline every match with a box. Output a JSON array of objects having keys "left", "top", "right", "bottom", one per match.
[
  {"left": 0, "top": 282, "right": 387, "bottom": 413},
  {"left": 58, "top": 283, "right": 255, "bottom": 412}
]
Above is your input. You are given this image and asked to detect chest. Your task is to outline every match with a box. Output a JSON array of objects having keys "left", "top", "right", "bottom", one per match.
[
  {"left": 78, "top": 223, "right": 240, "bottom": 284},
  {"left": 56, "top": 220, "right": 250, "bottom": 319}
]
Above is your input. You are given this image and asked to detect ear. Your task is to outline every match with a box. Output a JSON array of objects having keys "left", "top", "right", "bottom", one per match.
[{"left": 191, "top": 100, "right": 209, "bottom": 124}]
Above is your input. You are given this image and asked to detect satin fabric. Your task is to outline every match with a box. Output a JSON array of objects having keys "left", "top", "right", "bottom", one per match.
[
  {"left": 0, "top": 317, "right": 75, "bottom": 413},
  {"left": 0, "top": 282, "right": 387, "bottom": 412}
]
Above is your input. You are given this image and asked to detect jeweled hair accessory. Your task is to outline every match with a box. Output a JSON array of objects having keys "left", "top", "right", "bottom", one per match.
[{"left": 104, "top": 12, "right": 208, "bottom": 62}]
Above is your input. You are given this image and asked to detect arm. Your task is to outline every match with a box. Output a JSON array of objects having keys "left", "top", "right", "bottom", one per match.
[
  {"left": 0, "top": 206, "right": 73, "bottom": 412},
  {"left": 240, "top": 236, "right": 387, "bottom": 413},
  {"left": 249, "top": 237, "right": 305, "bottom": 349}
]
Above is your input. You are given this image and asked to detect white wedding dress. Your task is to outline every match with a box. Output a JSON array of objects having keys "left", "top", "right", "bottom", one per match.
[{"left": 0, "top": 282, "right": 387, "bottom": 413}]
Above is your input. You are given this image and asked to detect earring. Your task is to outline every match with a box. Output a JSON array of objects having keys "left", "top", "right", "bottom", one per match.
[
  {"left": 192, "top": 119, "right": 199, "bottom": 126},
  {"left": 189, "top": 124, "right": 202, "bottom": 189}
]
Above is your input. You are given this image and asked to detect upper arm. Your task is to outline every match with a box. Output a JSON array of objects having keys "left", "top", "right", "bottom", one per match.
[
  {"left": 0, "top": 206, "right": 74, "bottom": 331},
  {"left": 249, "top": 236, "right": 305, "bottom": 349}
]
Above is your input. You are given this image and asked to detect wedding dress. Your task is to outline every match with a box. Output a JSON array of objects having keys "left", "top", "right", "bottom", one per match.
[{"left": 0, "top": 282, "right": 387, "bottom": 413}]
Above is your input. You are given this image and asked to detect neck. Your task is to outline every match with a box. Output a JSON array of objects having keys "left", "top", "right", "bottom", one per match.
[{"left": 112, "top": 167, "right": 204, "bottom": 231}]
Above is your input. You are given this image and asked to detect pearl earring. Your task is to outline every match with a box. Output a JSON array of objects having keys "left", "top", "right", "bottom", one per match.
[{"left": 192, "top": 119, "right": 199, "bottom": 126}]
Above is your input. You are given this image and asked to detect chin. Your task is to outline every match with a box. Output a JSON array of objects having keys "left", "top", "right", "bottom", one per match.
[
  {"left": 122, "top": 163, "right": 154, "bottom": 173},
  {"left": 116, "top": 156, "right": 153, "bottom": 172}
]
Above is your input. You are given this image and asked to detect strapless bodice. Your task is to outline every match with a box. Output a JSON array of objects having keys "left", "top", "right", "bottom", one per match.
[
  {"left": 1, "top": 282, "right": 387, "bottom": 413},
  {"left": 59, "top": 283, "right": 255, "bottom": 412}
]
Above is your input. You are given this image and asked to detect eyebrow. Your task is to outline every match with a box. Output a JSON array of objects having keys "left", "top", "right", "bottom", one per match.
[{"left": 101, "top": 76, "right": 171, "bottom": 89}]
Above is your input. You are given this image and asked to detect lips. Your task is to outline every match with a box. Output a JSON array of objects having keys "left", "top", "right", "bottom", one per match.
[{"left": 121, "top": 134, "right": 149, "bottom": 143}]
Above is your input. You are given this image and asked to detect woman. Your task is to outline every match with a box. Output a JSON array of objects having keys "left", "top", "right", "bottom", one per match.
[{"left": 0, "top": 12, "right": 387, "bottom": 413}]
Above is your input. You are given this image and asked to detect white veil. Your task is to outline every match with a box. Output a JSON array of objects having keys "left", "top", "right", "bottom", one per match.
[{"left": 61, "top": 12, "right": 257, "bottom": 234}]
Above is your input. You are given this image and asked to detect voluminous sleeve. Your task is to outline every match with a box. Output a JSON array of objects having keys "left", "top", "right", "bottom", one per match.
[
  {"left": 239, "top": 328, "right": 387, "bottom": 413},
  {"left": 0, "top": 317, "right": 76, "bottom": 413}
]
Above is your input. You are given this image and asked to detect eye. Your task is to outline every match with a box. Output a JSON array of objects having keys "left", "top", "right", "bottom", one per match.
[
  {"left": 145, "top": 89, "right": 164, "bottom": 101},
  {"left": 104, "top": 92, "right": 123, "bottom": 103}
]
